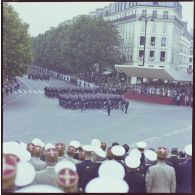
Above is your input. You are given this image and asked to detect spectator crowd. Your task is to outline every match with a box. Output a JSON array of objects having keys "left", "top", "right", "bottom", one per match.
[
  {"left": 3, "top": 139, "right": 192, "bottom": 193},
  {"left": 2, "top": 78, "right": 20, "bottom": 96}
]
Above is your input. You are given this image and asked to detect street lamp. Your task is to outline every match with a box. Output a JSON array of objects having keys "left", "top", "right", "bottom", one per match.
[{"left": 139, "top": 15, "right": 154, "bottom": 66}]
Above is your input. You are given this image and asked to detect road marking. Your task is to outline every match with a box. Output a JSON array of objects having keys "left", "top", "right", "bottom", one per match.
[
  {"left": 33, "top": 90, "right": 38, "bottom": 94},
  {"left": 18, "top": 77, "right": 34, "bottom": 90},
  {"left": 38, "top": 90, "right": 43, "bottom": 94},
  {"left": 18, "top": 90, "right": 22, "bottom": 93},
  {"left": 96, "top": 109, "right": 107, "bottom": 115},
  {"left": 28, "top": 90, "right": 32, "bottom": 93}
]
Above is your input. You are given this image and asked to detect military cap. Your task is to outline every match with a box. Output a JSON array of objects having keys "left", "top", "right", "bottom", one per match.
[
  {"left": 129, "top": 148, "right": 141, "bottom": 159},
  {"left": 56, "top": 168, "right": 79, "bottom": 193},
  {"left": 85, "top": 177, "right": 129, "bottom": 193},
  {"left": 98, "top": 160, "right": 125, "bottom": 179},
  {"left": 45, "top": 148, "right": 59, "bottom": 162},
  {"left": 45, "top": 143, "right": 55, "bottom": 150},
  {"left": 3, "top": 141, "right": 20, "bottom": 154},
  {"left": 3, "top": 155, "right": 17, "bottom": 190},
  {"left": 93, "top": 147, "right": 106, "bottom": 158},
  {"left": 19, "top": 142, "right": 27, "bottom": 151},
  {"left": 184, "top": 144, "right": 192, "bottom": 156},
  {"left": 55, "top": 161, "right": 76, "bottom": 174},
  {"left": 136, "top": 141, "right": 147, "bottom": 149},
  {"left": 27, "top": 143, "right": 35, "bottom": 153},
  {"left": 91, "top": 139, "right": 101, "bottom": 147},
  {"left": 14, "top": 184, "right": 64, "bottom": 193},
  {"left": 144, "top": 150, "right": 157, "bottom": 162},
  {"left": 156, "top": 147, "right": 169, "bottom": 159},
  {"left": 125, "top": 155, "right": 140, "bottom": 169},
  {"left": 82, "top": 145, "right": 94, "bottom": 152},
  {"left": 32, "top": 138, "right": 45, "bottom": 147},
  {"left": 69, "top": 140, "right": 80, "bottom": 149},
  {"left": 15, "top": 162, "right": 35, "bottom": 187},
  {"left": 111, "top": 145, "right": 125, "bottom": 157}
]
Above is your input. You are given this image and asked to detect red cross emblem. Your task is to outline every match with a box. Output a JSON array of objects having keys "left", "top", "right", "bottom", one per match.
[
  {"left": 58, "top": 168, "right": 78, "bottom": 187},
  {"left": 3, "top": 155, "right": 16, "bottom": 179}
]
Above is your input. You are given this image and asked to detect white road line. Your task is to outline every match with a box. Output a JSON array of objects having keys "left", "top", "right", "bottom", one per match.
[
  {"left": 23, "top": 90, "right": 27, "bottom": 93},
  {"left": 33, "top": 90, "right": 38, "bottom": 94},
  {"left": 18, "top": 90, "right": 22, "bottom": 93},
  {"left": 28, "top": 90, "right": 32, "bottom": 93},
  {"left": 96, "top": 109, "right": 107, "bottom": 115},
  {"left": 18, "top": 77, "right": 34, "bottom": 90},
  {"left": 14, "top": 91, "right": 17, "bottom": 93},
  {"left": 38, "top": 90, "right": 43, "bottom": 94}
]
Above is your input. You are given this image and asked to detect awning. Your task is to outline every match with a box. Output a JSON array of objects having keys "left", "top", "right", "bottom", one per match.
[{"left": 115, "top": 65, "right": 193, "bottom": 82}]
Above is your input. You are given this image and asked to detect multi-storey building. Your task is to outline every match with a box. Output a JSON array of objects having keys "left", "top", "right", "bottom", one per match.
[{"left": 90, "top": 2, "right": 193, "bottom": 83}]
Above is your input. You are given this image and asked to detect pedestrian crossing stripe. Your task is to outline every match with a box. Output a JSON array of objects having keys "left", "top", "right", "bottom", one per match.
[{"left": 12, "top": 90, "right": 44, "bottom": 94}]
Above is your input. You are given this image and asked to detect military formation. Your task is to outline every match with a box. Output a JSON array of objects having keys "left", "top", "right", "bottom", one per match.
[
  {"left": 3, "top": 79, "right": 20, "bottom": 96},
  {"left": 3, "top": 139, "right": 192, "bottom": 193},
  {"left": 28, "top": 73, "right": 50, "bottom": 81}
]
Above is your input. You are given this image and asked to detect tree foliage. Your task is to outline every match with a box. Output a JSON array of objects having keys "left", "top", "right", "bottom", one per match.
[
  {"left": 3, "top": 3, "right": 32, "bottom": 80},
  {"left": 32, "top": 15, "right": 125, "bottom": 74}
]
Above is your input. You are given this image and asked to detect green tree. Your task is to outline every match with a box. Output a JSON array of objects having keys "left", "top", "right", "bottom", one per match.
[{"left": 3, "top": 3, "right": 32, "bottom": 80}]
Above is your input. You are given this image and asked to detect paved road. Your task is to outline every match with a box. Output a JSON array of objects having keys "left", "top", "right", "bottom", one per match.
[{"left": 3, "top": 75, "right": 192, "bottom": 151}]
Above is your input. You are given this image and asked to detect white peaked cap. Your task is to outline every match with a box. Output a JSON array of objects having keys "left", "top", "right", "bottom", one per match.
[
  {"left": 69, "top": 140, "right": 81, "bottom": 148},
  {"left": 184, "top": 144, "right": 192, "bottom": 156},
  {"left": 111, "top": 145, "right": 125, "bottom": 156},
  {"left": 19, "top": 142, "right": 27, "bottom": 151},
  {"left": 3, "top": 141, "right": 20, "bottom": 154},
  {"left": 82, "top": 145, "right": 94, "bottom": 152},
  {"left": 144, "top": 150, "right": 157, "bottom": 162},
  {"left": 93, "top": 147, "right": 106, "bottom": 158},
  {"left": 129, "top": 148, "right": 142, "bottom": 159},
  {"left": 85, "top": 177, "right": 129, "bottom": 193},
  {"left": 45, "top": 143, "right": 55, "bottom": 150},
  {"left": 91, "top": 139, "right": 101, "bottom": 147},
  {"left": 15, "top": 162, "right": 36, "bottom": 187},
  {"left": 55, "top": 161, "right": 76, "bottom": 174},
  {"left": 14, "top": 184, "right": 64, "bottom": 193},
  {"left": 125, "top": 155, "right": 140, "bottom": 169},
  {"left": 98, "top": 160, "right": 125, "bottom": 179},
  {"left": 136, "top": 141, "right": 147, "bottom": 149},
  {"left": 32, "top": 138, "right": 45, "bottom": 147}
]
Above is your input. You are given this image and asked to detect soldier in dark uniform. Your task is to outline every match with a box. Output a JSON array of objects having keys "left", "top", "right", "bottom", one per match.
[
  {"left": 176, "top": 144, "right": 192, "bottom": 193},
  {"left": 124, "top": 155, "right": 146, "bottom": 193},
  {"left": 106, "top": 99, "right": 111, "bottom": 116},
  {"left": 125, "top": 100, "right": 129, "bottom": 114},
  {"left": 166, "top": 147, "right": 179, "bottom": 170}
]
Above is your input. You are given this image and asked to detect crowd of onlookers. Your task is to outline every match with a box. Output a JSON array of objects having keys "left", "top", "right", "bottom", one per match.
[
  {"left": 3, "top": 139, "right": 192, "bottom": 193},
  {"left": 2, "top": 79, "right": 20, "bottom": 96}
]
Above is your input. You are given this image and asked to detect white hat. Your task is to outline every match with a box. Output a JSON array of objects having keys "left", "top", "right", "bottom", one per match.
[
  {"left": 136, "top": 141, "right": 147, "bottom": 149},
  {"left": 144, "top": 150, "right": 157, "bottom": 162},
  {"left": 19, "top": 142, "right": 27, "bottom": 151},
  {"left": 45, "top": 143, "right": 55, "bottom": 150},
  {"left": 93, "top": 147, "right": 106, "bottom": 158},
  {"left": 69, "top": 140, "right": 80, "bottom": 149},
  {"left": 184, "top": 144, "right": 192, "bottom": 156},
  {"left": 55, "top": 161, "right": 76, "bottom": 174},
  {"left": 98, "top": 160, "right": 125, "bottom": 179},
  {"left": 15, "top": 162, "right": 36, "bottom": 187},
  {"left": 129, "top": 149, "right": 141, "bottom": 159},
  {"left": 14, "top": 184, "right": 64, "bottom": 193},
  {"left": 32, "top": 138, "right": 45, "bottom": 147},
  {"left": 91, "top": 139, "right": 101, "bottom": 147},
  {"left": 82, "top": 145, "right": 94, "bottom": 152},
  {"left": 125, "top": 155, "right": 140, "bottom": 169},
  {"left": 3, "top": 141, "right": 20, "bottom": 154},
  {"left": 111, "top": 145, "right": 125, "bottom": 157},
  {"left": 85, "top": 177, "right": 129, "bottom": 193}
]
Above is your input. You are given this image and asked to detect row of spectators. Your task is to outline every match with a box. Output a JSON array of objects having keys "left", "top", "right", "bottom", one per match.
[
  {"left": 2, "top": 79, "right": 20, "bottom": 96},
  {"left": 3, "top": 139, "right": 192, "bottom": 193}
]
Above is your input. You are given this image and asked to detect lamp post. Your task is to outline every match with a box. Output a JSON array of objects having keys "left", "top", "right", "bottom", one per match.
[{"left": 139, "top": 15, "right": 154, "bottom": 66}]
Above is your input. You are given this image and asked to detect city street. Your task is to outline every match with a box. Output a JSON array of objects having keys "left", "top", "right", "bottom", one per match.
[{"left": 3, "top": 76, "right": 192, "bottom": 150}]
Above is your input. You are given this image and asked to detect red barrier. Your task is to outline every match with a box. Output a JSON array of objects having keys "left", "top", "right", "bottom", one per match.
[{"left": 124, "top": 92, "right": 173, "bottom": 105}]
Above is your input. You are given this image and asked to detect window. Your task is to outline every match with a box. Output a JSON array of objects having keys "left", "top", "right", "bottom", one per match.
[
  {"left": 153, "top": 10, "right": 157, "bottom": 19},
  {"left": 160, "top": 51, "right": 165, "bottom": 61},
  {"left": 139, "top": 50, "right": 144, "bottom": 59},
  {"left": 151, "top": 37, "right": 155, "bottom": 46},
  {"left": 161, "top": 37, "right": 166, "bottom": 46},
  {"left": 189, "top": 58, "right": 192, "bottom": 63},
  {"left": 153, "top": 2, "right": 159, "bottom": 6},
  {"left": 149, "top": 51, "right": 155, "bottom": 61},
  {"left": 163, "top": 11, "right": 168, "bottom": 19},
  {"left": 142, "top": 10, "right": 147, "bottom": 17},
  {"left": 163, "top": 23, "right": 167, "bottom": 33},
  {"left": 140, "top": 36, "right": 145, "bottom": 45},
  {"left": 152, "top": 23, "right": 156, "bottom": 33}
]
